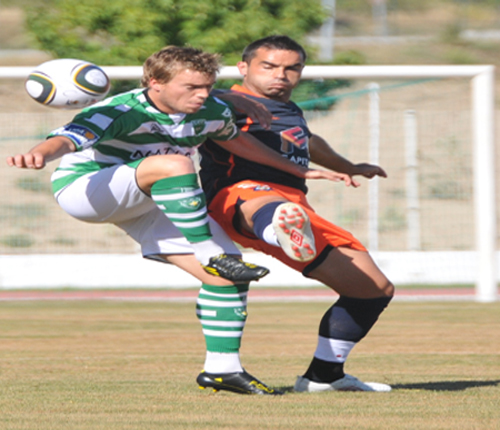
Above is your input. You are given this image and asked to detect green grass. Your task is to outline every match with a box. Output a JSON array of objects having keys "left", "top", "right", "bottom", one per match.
[{"left": 0, "top": 300, "right": 498, "bottom": 429}]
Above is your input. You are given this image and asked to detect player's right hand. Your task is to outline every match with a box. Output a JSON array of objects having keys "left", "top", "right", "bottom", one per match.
[{"left": 6, "top": 152, "right": 46, "bottom": 169}]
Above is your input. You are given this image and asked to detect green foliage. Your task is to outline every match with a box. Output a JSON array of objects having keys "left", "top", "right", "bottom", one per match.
[
  {"left": 335, "top": 0, "right": 436, "bottom": 14},
  {"left": 25, "top": 0, "right": 326, "bottom": 66}
]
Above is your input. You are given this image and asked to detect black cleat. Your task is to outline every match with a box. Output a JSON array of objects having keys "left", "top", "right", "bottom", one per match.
[
  {"left": 197, "top": 370, "right": 283, "bottom": 395},
  {"left": 201, "top": 254, "right": 269, "bottom": 282}
]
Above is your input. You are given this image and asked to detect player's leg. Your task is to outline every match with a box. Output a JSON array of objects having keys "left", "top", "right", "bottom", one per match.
[
  {"left": 161, "top": 255, "right": 280, "bottom": 395},
  {"left": 152, "top": 258, "right": 280, "bottom": 395},
  {"left": 136, "top": 155, "right": 268, "bottom": 282},
  {"left": 295, "top": 247, "right": 394, "bottom": 392},
  {"left": 138, "top": 155, "right": 215, "bottom": 254},
  {"left": 56, "top": 166, "right": 277, "bottom": 394},
  {"left": 121, "top": 210, "right": 281, "bottom": 396},
  {"left": 209, "top": 184, "right": 394, "bottom": 392}
]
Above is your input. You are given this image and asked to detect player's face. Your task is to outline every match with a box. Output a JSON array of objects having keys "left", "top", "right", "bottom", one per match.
[
  {"left": 237, "top": 48, "right": 304, "bottom": 102},
  {"left": 148, "top": 68, "right": 216, "bottom": 114}
]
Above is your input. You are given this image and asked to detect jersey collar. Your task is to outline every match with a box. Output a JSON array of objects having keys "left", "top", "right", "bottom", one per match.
[{"left": 230, "top": 84, "right": 263, "bottom": 98}]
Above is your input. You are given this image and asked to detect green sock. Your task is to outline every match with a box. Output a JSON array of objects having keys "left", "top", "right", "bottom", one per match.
[
  {"left": 151, "top": 174, "right": 212, "bottom": 243},
  {"left": 196, "top": 283, "right": 249, "bottom": 353}
]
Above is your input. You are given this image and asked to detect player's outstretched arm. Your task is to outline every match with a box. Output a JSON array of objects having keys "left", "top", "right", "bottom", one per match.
[
  {"left": 6, "top": 136, "right": 76, "bottom": 169},
  {"left": 213, "top": 132, "right": 353, "bottom": 186},
  {"left": 309, "top": 134, "right": 387, "bottom": 184}
]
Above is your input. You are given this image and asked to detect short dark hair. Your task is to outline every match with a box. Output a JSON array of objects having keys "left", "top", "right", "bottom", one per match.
[
  {"left": 242, "top": 35, "right": 307, "bottom": 63},
  {"left": 141, "top": 46, "right": 221, "bottom": 87}
]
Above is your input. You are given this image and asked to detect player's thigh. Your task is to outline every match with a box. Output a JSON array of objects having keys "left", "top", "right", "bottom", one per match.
[
  {"left": 309, "top": 246, "right": 394, "bottom": 299},
  {"left": 56, "top": 164, "right": 154, "bottom": 223},
  {"left": 117, "top": 211, "right": 241, "bottom": 261}
]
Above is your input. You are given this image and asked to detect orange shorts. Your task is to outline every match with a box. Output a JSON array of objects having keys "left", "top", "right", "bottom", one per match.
[{"left": 208, "top": 180, "right": 366, "bottom": 275}]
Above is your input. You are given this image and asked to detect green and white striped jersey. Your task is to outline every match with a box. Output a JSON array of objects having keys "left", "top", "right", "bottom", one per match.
[{"left": 49, "top": 89, "right": 239, "bottom": 194}]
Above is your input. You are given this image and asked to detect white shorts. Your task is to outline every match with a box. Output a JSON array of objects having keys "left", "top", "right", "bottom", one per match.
[{"left": 54, "top": 164, "right": 240, "bottom": 259}]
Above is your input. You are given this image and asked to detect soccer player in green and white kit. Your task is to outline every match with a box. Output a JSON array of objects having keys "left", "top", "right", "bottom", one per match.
[{"left": 7, "top": 46, "right": 342, "bottom": 395}]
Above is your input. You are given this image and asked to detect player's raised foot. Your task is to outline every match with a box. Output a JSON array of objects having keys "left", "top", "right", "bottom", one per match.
[
  {"left": 201, "top": 254, "right": 269, "bottom": 282},
  {"left": 294, "top": 374, "right": 391, "bottom": 392},
  {"left": 197, "top": 370, "right": 283, "bottom": 395},
  {"left": 272, "top": 203, "right": 316, "bottom": 262}
]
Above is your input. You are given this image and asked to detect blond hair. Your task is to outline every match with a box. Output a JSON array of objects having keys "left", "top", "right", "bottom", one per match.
[{"left": 141, "top": 46, "right": 221, "bottom": 87}]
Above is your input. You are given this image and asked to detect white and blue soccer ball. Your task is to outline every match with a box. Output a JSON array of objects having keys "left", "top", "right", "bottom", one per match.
[{"left": 25, "top": 58, "right": 110, "bottom": 110}]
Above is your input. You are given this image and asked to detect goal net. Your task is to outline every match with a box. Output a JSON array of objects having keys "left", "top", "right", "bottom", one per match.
[{"left": 0, "top": 65, "right": 497, "bottom": 301}]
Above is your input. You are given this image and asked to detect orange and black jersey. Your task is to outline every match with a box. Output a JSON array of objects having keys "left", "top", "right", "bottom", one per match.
[{"left": 199, "top": 85, "right": 312, "bottom": 203}]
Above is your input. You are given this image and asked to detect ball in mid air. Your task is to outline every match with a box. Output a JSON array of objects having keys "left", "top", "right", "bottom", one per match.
[{"left": 25, "top": 58, "right": 111, "bottom": 110}]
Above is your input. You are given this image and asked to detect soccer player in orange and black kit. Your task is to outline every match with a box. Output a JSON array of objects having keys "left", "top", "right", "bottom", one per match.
[{"left": 199, "top": 35, "right": 395, "bottom": 392}]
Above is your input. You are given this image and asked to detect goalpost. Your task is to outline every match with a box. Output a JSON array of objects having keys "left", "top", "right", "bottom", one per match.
[{"left": 0, "top": 65, "right": 497, "bottom": 302}]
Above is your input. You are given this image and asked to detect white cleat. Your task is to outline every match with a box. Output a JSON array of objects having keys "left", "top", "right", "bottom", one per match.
[
  {"left": 272, "top": 202, "right": 316, "bottom": 262},
  {"left": 294, "top": 374, "right": 392, "bottom": 392}
]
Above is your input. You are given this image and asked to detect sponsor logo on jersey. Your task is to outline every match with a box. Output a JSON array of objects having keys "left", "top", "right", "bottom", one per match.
[
  {"left": 51, "top": 124, "right": 99, "bottom": 147},
  {"left": 280, "top": 126, "right": 308, "bottom": 154},
  {"left": 130, "top": 146, "right": 194, "bottom": 160},
  {"left": 289, "top": 156, "right": 309, "bottom": 166}
]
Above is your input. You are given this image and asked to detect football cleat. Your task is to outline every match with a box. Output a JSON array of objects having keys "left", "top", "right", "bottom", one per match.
[
  {"left": 197, "top": 370, "right": 283, "bottom": 395},
  {"left": 294, "top": 374, "right": 392, "bottom": 392},
  {"left": 201, "top": 254, "right": 269, "bottom": 282},
  {"left": 272, "top": 203, "right": 316, "bottom": 262}
]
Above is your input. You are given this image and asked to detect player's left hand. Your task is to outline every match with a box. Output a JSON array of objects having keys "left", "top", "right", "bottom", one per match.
[{"left": 352, "top": 163, "right": 387, "bottom": 179}]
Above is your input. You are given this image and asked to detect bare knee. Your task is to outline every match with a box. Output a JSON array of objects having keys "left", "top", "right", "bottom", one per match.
[
  {"left": 142, "top": 154, "right": 194, "bottom": 176},
  {"left": 377, "top": 279, "right": 395, "bottom": 298},
  {"left": 136, "top": 154, "right": 195, "bottom": 193}
]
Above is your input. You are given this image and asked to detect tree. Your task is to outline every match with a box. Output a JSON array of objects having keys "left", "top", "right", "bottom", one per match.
[{"left": 26, "top": 0, "right": 326, "bottom": 65}]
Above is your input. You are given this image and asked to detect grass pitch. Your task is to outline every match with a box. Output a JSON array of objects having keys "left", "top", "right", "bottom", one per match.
[{"left": 0, "top": 298, "right": 499, "bottom": 429}]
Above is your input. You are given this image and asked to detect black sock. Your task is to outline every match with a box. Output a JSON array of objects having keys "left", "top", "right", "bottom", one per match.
[
  {"left": 303, "top": 296, "right": 393, "bottom": 384},
  {"left": 303, "top": 357, "right": 345, "bottom": 383}
]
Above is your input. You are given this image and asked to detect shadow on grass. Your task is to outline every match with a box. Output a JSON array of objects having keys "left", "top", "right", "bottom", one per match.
[
  {"left": 277, "top": 380, "right": 500, "bottom": 393},
  {"left": 392, "top": 380, "right": 500, "bottom": 391}
]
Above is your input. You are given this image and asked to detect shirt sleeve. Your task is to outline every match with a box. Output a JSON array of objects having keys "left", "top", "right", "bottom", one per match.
[{"left": 46, "top": 106, "right": 118, "bottom": 151}]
